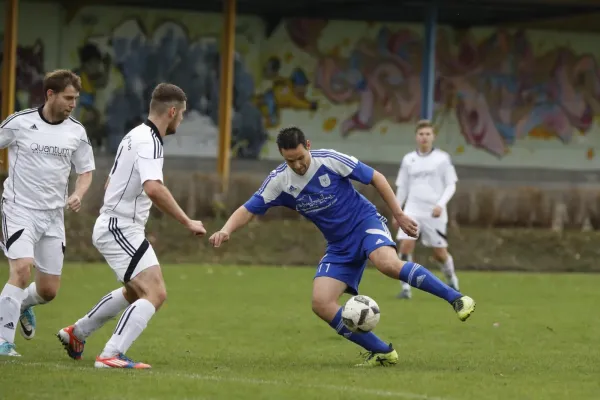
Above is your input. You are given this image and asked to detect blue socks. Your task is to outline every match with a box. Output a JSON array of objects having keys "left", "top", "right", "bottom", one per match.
[
  {"left": 399, "top": 262, "right": 461, "bottom": 303},
  {"left": 329, "top": 307, "right": 390, "bottom": 354}
]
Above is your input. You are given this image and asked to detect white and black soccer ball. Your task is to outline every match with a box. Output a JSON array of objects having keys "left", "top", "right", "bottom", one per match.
[{"left": 341, "top": 295, "right": 381, "bottom": 333}]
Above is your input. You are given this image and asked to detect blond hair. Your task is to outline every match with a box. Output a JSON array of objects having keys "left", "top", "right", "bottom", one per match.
[{"left": 415, "top": 119, "right": 434, "bottom": 133}]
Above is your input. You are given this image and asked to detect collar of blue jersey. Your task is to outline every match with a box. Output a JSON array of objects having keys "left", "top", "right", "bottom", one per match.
[
  {"left": 144, "top": 119, "right": 164, "bottom": 145},
  {"left": 38, "top": 106, "right": 64, "bottom": 125}
]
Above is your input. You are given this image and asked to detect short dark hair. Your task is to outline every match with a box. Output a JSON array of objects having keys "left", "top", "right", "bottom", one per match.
[
  {"left": 43, "top": 69, "right": 81, "bottom": 95},
  {"left": 149, "top": 83, "right": 187, "bottom": 113},
  {"left": 277, "top": 127, "right": 307, "bottom": 150}
]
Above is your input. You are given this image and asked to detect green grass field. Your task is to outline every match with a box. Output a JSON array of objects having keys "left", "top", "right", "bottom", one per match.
[{"left": 0, "top": 264, "right": 598, "bottom": 400}]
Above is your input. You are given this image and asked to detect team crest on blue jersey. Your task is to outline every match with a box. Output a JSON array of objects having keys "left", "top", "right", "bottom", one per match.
[{"left": 318, "top": 174, "right": 331, "bottom": 187}]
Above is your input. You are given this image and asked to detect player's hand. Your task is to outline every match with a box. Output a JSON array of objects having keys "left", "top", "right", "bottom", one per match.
[
  {"left": 395, "top": 213, "right": 418, "bottom": 238},
  {"left": 391, "top": 218, "right": 399, "bottom": 231},
  {"left": 432, "top": 206, "right": 442, "bottom": 218},
  {"left": 67, "top": 194, "right": 82, "bottom": 212},
  {"left": 185, "top": 220, "right": 207, "bottom": 236},
  {"left": 209, "top": 231, "right": 230, "bottom": 248}
]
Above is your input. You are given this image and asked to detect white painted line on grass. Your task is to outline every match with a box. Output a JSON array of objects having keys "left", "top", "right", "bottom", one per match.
[{"left": 1, "top": 360, "right": 453, "bottom": 400}]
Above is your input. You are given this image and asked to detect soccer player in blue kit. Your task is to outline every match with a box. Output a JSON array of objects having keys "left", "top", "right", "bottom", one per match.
[{"left": 209, "top": 127, "right": 476, "bottom": 367}]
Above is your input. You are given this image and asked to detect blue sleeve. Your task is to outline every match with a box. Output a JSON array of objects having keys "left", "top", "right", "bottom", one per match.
[
  {"left": 348, "top": 161, "right": 375, "bottom": 185},
  {"left": 242, "top": 168, "right": 285, "bottom": 215},
  {"left": 243, "top": 194, "right": 282, "bottom": 215}
]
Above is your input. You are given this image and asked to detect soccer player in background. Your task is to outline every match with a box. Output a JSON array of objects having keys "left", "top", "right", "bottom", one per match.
[
  {"left": 209, "top": 127, "right": 476, "bottom": 367},
  {"left": 394, "top": 120, "right": 459, "bottom": 300},
  {"left": 57, "top": 83, "right": 206, "bottom": 369},
  {"left": 0, "top": 70, "right": 95, "bottom": 357}
]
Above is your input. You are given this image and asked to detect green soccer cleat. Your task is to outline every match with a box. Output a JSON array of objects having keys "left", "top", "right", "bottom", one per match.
[
  {"left": 355, "top": 344, "right": 398, "bottom": 367},
  {"left": 453, "top": 295, "right": 476, "bottom": 321}
]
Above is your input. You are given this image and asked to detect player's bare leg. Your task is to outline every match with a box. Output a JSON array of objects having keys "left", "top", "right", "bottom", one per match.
[
  {"left": 432, "top": 247, "right": 459, "bottom": 291},
  {"left": 94, "top": 266, "right": 166, "bottom": 369},
  {"left": 312, "top": 277, "right": 397, "bottom": 367},
  {"left": 397, "top": 239, "right": 416, "bottom": 299},
  {"left": 312, "top": 276, "right": 348, "bottom": 322},
  {"left": 58, "top": 286, "right": 133, "bottom": 360},
  {"left": 370, "top": 246, "right": 475, "bottom": 321},
  {"left": 0, "top": 257, "right": 34, "bottom": 356},
  {"left": 19, "top": 271, "right": 60, "bottom": 340}
]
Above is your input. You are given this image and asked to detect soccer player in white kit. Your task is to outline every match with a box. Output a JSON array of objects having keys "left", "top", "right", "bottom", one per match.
[
  {"left": 57, "top": 83, "right": 206, "bottom": 369},
  {"left": 394, "top": 120, "right": 459, "bottom": 300},
  {"left": 0, "top": 70, "right": 95, "bottom": 356}
]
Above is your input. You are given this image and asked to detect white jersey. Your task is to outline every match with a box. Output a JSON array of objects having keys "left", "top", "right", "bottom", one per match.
[
  {"left": 100, "top": 120, "right": 164, "bottom": 226},
  {"left": 0, "top": 107, "right": 95, "bottom": 210},
  {"left": 395, "top": 148, "right": 458, "bottom": 217}
]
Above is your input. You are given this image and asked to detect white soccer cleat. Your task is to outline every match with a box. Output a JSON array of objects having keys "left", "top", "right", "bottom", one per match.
[{"left": 397, "top": 287, "right": 412, "bottom": 299}]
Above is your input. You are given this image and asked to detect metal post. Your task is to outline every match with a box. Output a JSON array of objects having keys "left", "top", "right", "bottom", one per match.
[
  {"left": 216, "top": 0, "right": 236, "bottom": 195},
  {"left": 1, "top": 0, "right": 18, "bottom": 173},
  {"left": 421, "top": 1, "right": 438, "bottom": 120}
]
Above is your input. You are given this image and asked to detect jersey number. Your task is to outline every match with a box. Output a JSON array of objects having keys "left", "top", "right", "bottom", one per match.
[{"left": 111, "top": 146, "right": 124, "bottom": 175}]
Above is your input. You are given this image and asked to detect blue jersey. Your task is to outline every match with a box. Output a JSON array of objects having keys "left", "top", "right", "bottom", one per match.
[{"left": 244, "top": 149, "right": 380, "bottom": 243}]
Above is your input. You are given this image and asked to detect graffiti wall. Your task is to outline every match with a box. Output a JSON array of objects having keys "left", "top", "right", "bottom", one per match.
[
  {"left": 259, "top": 20, "right": 600, "bottom": 169},
  {"left": 0, "top": 2, "right": 61, "bottom": 112},
  {"left": 2, "top": 4, "right": 600, "bottom": 169},
  {"left": 61, "top": 6, "right": 267, "bottom": 158}
]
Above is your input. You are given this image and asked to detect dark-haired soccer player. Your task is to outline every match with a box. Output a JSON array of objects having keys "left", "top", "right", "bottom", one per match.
[
  {"left": 57, "top": 83, "right": 206, "bottom": 369},
  {"left": 210, "top": 127, "right": 476, "bottom": 367}
]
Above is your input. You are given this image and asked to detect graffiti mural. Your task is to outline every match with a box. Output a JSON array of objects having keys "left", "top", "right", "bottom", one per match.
[
  {"left": 437, "top": 29, "right": 600, "bottom": 157},
  {"left": 254, "top": 56, "right": 319, "bottom": 128},
  {"left": 65, "top": 10, "right": 267, "bottom": 158},
  {"left": 0, "top": 38, "right": 45, "bottom": 112},
  {"left": 258, "top": 19, "right": 600, "bottom": 168}
]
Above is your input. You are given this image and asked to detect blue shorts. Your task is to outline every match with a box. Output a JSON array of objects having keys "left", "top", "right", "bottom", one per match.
[{"left": 314, "top": 214, "right": 396, "bottom": 295}]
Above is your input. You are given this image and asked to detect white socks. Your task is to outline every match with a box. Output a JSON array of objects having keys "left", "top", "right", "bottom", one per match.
[
  {"left": 74, "top": 288, "right": 129, "bottom": 341},
  {"left": 0, "top": 284, "right": 25, "bottom": 343},
  {"left": 439, "top": 254, "right": 456, "bottom": 280},
  {"left": 101, "top": 299, "right": 156, "bottom": 357},
  {"left": 20, "top": 283, "right": 47, "bottom": 312},
  {"left": 399, "top": 252, "right": 413, "bottom": 291}
]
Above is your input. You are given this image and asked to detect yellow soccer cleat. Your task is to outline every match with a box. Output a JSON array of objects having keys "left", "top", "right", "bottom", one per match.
[
  {"left": 453, "top": 295, "right": 476, "bottom": 321},
  {"left": 355, "top": 345, "right": 398, "bottom": 367}
]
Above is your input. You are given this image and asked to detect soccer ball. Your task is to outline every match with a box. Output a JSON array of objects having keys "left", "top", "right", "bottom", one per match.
[{"left": 341, "top": 295, "right": 381, "bottom": 333}]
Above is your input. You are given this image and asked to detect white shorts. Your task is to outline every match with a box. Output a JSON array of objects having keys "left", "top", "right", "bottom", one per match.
[
  {"left": 92, "top": 214, "right": 159, "bottom": 283},
  {"left": 396, "top": 213, "right": 448, "bottom": 248},
  {"left": 0, "top": 199, "right": 65, "bottom": 275}
]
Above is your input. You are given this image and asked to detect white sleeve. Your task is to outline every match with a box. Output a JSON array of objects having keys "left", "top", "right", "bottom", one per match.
[
  {"left": 137, "top": 141, "right": 164, "bottom": 185},
  {"left": 0, "top": 114, "right": 20, "bottom": 149},
  {"left": 436, "top": 155, "right": 458, "bottom": 207},
  {"left": 395, "top": 159, "right": 409, "bottom": 206},
  {"left": 71, "top": 129, "right": 95, "bottom": 174},
  {"left": 442, "top": 155, "right": 458, "bottom": 185},
  {"left": 436, "top": 184, "right": 456, "bottom": 208}
]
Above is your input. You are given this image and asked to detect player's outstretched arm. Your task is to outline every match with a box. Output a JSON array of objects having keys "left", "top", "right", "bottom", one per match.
[
  {"left": 67, "top": 171, "right": 93, "bottom": 212},
  {"left": 209, "top": 206, "right": 254, "bottom": 248},
  {"left": 432, "top": 155, "right": 458, "bottom": 218},
  {"left": 394, "top": 159, "right": 409, "bottom": 208},
  {"left": 144, "top": 180, "right": 206, "bottom": 236},
  {"left": 370, "top": 170, "right": 418, "bottom": 238}
]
